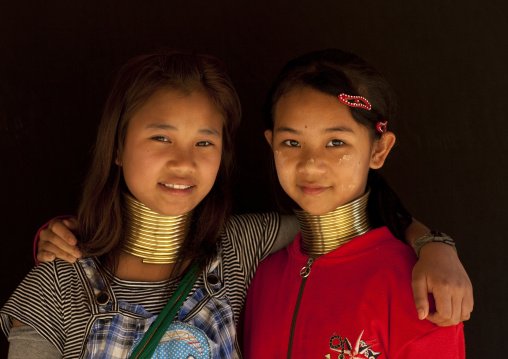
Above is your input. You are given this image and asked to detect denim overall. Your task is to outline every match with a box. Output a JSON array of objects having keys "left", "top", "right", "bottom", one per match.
[{"left": 76, "top": 256, "right": 238, "bottom": 359}]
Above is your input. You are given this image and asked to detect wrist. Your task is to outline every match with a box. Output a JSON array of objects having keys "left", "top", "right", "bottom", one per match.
[{"left": 413, "top": 231, "right": 457, "bottom": 258}]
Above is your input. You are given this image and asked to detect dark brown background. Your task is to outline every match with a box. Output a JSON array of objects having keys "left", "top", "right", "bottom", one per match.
[{"left": 1, "top": 1, "right": 506, "bottom": 357}]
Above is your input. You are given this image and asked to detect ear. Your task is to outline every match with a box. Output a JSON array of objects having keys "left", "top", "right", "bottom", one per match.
[
  {"left": 264, "top": 129, "right": 274, "bottom": 149},
  {"left": 370, "top": 131, "right": 396, "bottom": 169},
  {"left": 115, "top": 148, "right": 123, "bottom": 166}
]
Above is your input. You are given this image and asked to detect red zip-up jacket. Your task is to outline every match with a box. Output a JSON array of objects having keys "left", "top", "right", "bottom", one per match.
[{"left": 244, "top": 227, "right": 465, "bottom": 359}]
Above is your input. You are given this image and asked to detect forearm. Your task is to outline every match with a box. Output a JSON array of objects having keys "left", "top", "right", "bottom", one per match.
[
  {"left": 403, "top": 218, "right": 430, "bottom": 248},
  {"left": 270, "top": 214, "right": 300, "bottom": 254}
]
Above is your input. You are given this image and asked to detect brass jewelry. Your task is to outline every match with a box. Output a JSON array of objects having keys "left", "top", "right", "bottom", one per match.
[
  {"left": 121, "top": 193, "right": 193, "bottom": 264},
  {"left": 295, "top": 189, "right": 371, "bottom": 256}
]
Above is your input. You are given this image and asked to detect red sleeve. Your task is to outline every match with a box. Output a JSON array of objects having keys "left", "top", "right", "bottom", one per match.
[
  {"left": 33, "top": 215, "right": 77, "bottom": 265},
  {"left": 395, "top": 323, "right": 465, "bottom": 359}
]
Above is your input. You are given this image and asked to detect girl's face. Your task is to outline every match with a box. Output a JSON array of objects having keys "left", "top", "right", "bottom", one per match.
[
  {"left": 266, "top": 87, "right": 394, "bottom": 215},
  {"left": 117, "top": 88, "right": 223, "bottom": 216}
]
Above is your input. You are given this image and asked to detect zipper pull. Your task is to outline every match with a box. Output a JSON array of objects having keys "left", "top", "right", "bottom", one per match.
[{"left": 299, "top": 257, "right": 315, "bottom": 278}]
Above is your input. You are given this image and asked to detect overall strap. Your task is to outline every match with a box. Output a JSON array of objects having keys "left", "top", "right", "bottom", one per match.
[
  {"left": 181, "top": 251, "right": 227, "bottom": 322},
  {"left": 129, "top": 262, "right": 201, "bottom": 359},
  {"left": 75, "top": 258, "right": 118, "bottom": 315},
  {"left": 203, "top": 252, "right": 227, "bottom": 299}
]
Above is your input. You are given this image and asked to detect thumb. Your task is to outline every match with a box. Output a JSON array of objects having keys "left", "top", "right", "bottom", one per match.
[{"left": 412, "top": 276, "right": 430, "bottom": 320}]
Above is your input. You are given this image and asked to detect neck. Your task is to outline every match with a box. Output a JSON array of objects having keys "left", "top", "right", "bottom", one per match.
[
  {"left": 120, "top": 193, "right": 193, "bottom": 264},
  {"left": 295, "top": 189, "right": 371, "bottom": 257}
]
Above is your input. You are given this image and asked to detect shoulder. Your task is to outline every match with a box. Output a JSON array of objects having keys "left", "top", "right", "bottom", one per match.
[
  {"left": 348, "top": 228, "right": 417, "bottom": 293},
  {"left": 367, "top": 227, "right": 417, "bottom": 268},
  {"left": 31, "top": 259, "right": 82, "bottom": 288},
  {"left": 6, "top": 259, "right": 84, "bottom": 305},
  {"left": 1, "top": 259, "right": 88, "bottom": 350}
]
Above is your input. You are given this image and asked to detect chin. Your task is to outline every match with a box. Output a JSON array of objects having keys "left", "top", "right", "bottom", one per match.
[
  {"left": 299, "top": 199, "right": 351, "bottom": 215},
  {"left": 298, "top": 204, "right": 334, "bottom": 216},
  {"left": 147, "top": 203, "right": 193, "bottom": 217}
]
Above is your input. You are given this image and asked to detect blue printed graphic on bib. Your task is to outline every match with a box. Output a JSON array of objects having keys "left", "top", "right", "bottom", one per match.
[{"left": 131, "top": 321, "right": 211, "bottom": 359}]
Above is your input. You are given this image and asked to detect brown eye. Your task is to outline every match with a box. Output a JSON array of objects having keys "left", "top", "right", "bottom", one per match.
[
  {"left": 151, "top": 136, "right": 170, "bottom": 142},
  {"left": 283, "top": 140, "right": 300, "bottom": 147},
  {"left": 326, "top": 139, "right": 344, "bottom": 147}
]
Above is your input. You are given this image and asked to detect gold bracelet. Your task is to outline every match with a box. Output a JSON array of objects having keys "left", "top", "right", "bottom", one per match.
[{"left": 413, "top": 231, "right": 457, "bottom": 258}]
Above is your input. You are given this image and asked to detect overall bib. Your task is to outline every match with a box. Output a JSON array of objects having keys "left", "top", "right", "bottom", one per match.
[{"left": 76, "top": 257, "right": 238, "bottom": 359}]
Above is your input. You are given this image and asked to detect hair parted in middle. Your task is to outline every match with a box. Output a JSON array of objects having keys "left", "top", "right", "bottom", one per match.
[
  {"left": 264, "top": 48, "right": 412, "bottom": 240},
  {"left": 78, "top": 49, "right": 241, "bottom": 268}
]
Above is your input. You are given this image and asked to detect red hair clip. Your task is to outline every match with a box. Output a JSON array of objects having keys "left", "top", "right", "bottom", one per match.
[
  {"left": 376, "top": 121, "right": 388, "bottom": 133},
  {"left": 338, "top": 93, "right": 372, "bottom": 111}
]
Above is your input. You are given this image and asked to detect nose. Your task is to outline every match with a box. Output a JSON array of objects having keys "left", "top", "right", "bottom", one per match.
[
  {"left": 166, "top": 145, "right": 195, "bottom": 173},
  {"left": 296, "top": 148, "right": 326, "bottom": 175}
]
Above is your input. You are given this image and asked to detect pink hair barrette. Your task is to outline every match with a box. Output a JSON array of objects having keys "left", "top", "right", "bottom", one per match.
[{"left": 338, "top": 93, "right": 372, "bottom": 111}]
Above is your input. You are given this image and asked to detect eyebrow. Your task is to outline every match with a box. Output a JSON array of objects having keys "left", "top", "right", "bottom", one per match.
[
  {"left": 275, "top": 126, "right": 354, "bottom": 134},
  {"left": 324, "top": 126, "right": 355, "bottom": 134},
  {"left": 146, "top": 123, "right": 221, "bottom": 137}
]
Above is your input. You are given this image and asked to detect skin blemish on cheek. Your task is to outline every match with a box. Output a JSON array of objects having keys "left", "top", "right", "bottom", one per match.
[{"left": 342, "top": 155, "right": 351, "bottom": 161}]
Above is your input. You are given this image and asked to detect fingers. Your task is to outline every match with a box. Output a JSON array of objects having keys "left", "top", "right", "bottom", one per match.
[
  {"left": 426, "top": 281, "right": 473, "bottom": 326},
  {"left": 411, "top": 273, "right": 430, "bottom": 320},
  {"left": 37, "top": 219, "right": 82, "bottom": 263},
  {"left": 460, "top": 280, "right": 474, "bottom": 322},
  {"left": 426, "top": 288, "right": 457, "bottom": 326},
  {"left": 37, "top": 238, "right": 80, "bottom": 263},
  {"left": 51, "top": 218, "right": 80, "bottom": 246},
  {"left": 413, "top": 240, "right": 474, "bottom": 326}
]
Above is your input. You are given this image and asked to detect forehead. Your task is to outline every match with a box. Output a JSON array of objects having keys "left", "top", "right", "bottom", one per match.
[
  {"left": 273, "top": 87, "right": 357, "bottom": 128},
  {"left": 136, "top": 87, "right": 222, "bottom": 118}
]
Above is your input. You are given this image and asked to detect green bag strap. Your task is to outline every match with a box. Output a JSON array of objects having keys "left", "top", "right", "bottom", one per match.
[{"left": 129, "top": 262, "right": 200, "bottom": 359}]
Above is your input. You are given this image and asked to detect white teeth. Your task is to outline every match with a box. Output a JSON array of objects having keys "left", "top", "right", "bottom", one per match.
[{"left": 162, "top": 183, "right": 191, "bottom": 189}]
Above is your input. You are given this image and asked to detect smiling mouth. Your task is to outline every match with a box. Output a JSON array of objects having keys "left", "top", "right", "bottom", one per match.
[
  {"left": 298, "top": 185, "right": 329, "bottom": 195},
  {"left": 160, "top": 183, "right": 194, "bottom": 190}
]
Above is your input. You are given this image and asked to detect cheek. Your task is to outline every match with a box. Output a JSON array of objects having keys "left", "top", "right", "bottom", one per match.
[
  {"left": 334, "top": 154, "right": 357, "bottom": 168},
  {"left": 121, "top": 149, "right": 146, "bottom": 180},
  {"left": 273, "top": 150, "right": 291, "bottom": 182},
  {"left": 202, "top": 152, "right": 222, "bottom": 185},
  {"left": 333, "top": 153, "right": 370, "bottom": 191}
]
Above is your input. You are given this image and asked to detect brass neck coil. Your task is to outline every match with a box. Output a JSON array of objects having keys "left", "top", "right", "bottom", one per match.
[
  {"left": 294, "top": 189, "right": 371, "bottom": 257},
  {"left": 121, "top": 193, "right": 193, "bottom": 264}
]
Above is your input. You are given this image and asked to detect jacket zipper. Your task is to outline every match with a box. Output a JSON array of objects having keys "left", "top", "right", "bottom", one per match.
[{"left": 287, "top": 256, "right": 315, "bottom": 359}]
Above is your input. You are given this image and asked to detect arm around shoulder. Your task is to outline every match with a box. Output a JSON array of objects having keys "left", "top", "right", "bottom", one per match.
[
  {"left": 406, "top": 221, "right": 474, "bottom": 326},
  {"left": 270, "top": 214, "right": 300, "bottom": 254}
]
